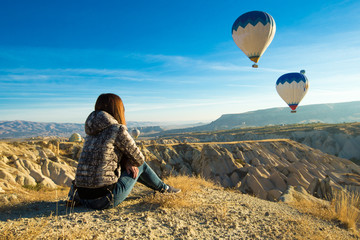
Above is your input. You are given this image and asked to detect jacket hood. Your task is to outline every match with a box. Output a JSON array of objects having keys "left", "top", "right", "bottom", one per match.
[{"left": 85, "top": 111, "right": 124, "bottom": 135}]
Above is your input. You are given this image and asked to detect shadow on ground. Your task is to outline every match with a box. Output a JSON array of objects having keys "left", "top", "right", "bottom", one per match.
[
  {"left": 0, "top": 201, "right": 92, "bottom": 221},
  {"left": 0, "top": 187, "right": 156, "bottom": 221}
]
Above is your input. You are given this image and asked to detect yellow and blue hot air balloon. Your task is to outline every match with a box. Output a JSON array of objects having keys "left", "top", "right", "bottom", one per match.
[
  {"left": 276, "top": 70, "right": 309, "bottom": 113},
  {"left": 232, "top": 11, "right": 276, "bottom": 68},
  {"left": 131, "top": 129, "right": 140, "bottom": 139}
]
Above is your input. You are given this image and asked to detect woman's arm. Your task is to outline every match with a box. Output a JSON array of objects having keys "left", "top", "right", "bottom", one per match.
[
  {"left": 124, "top": 159, "right": 139, "bottom": 179},
  {"left": 115, "top": 125, "right": 145, "bottom": 168}
]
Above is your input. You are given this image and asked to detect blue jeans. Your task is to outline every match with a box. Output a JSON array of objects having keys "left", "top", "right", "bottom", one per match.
[
  {"left": 72, "top": 162, "right": 167, "bottom": 210},
  {"left": 113, "top": 161, "right": 167, "bottom": 207},
  {"left": 80, "top": 191, "right": 113, "bottom": 210}
]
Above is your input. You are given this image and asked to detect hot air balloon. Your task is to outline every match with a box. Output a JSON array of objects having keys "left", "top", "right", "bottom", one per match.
[
  {"left": 232, "top": 11, "right": 276, "bottom": 68},
  {"left": 276, "top": 70, "right": 309, "bottom": 113},
  {"left": 131, "top": 129, "right": 140, "bottom": 139},
  {"left": 69, "top": 133, "right": 82, "bottom": 142}
]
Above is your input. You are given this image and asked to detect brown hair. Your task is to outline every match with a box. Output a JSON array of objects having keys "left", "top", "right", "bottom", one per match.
[{"left": 95, "top": 93, "right": 126, "bottom": 125}]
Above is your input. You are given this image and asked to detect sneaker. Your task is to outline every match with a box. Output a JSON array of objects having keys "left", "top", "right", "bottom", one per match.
[{"left": 163, "top": 185, "right": 181, "bottom": 194}]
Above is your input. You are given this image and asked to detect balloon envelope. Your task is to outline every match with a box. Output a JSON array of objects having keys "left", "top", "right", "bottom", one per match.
[
  {"left": 276, "top": 71, "right": 309, "bottom": 113},
  {"left": 232, "top": 11, "right": 276, "bottom": 67},
  {"left": 131, "top": 129, "right": 140, "bottom": 139},
  {"left": 69, "top": 133, "right": 82, "bottom": 142}
]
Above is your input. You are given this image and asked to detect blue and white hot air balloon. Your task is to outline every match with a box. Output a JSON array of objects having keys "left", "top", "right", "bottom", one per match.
[
  {"left": 232, "top": 11, "right": 276, "bottom": 68},
  {"left": 276, "top": 70, "right": 309, "bottom": 113}
]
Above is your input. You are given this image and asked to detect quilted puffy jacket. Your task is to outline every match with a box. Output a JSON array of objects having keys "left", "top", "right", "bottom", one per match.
[{"left": 75, "top": 111, "right": 144, "bottom": 188}]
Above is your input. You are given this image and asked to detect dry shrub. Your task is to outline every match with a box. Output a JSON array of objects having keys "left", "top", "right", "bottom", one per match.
[
  {"left": 164, "top": 175, "right": 219, "bottom": 193},
  {"left": 331, "top": 190, "right": 360, "bottom": 232},
  {"left": 143, "top": 175, "right": 219, "bottom": 209},
  {"left": 144, "top": 191, "right": 194, "bottom": 209},
  {"left": 290, "top": 189, "right": 360, "bottom": 235}
]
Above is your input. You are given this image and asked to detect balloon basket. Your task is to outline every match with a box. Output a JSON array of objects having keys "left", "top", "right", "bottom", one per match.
[
  {"left": 252, "top": 64, "right": 258, "bottom": 68},
  {"left": 291, "top": 110, "right": 297, "bottom": 113}
]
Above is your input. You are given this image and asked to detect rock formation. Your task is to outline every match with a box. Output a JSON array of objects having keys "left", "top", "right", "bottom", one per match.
[
  {"left": 1, "top": 138, "right": 360, "bottom": 203},
  {"left": 0, "top": 140, "right": 79, "bottom": 191},
  {"left": 153, "top": 122, "right": 360, "bottom": 165},
  {"left": 142, "top": 140, "right": 360, "bottom": 201}
]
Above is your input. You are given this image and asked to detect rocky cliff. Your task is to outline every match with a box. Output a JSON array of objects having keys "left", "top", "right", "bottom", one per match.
[
  {"left": 0, "top": 140, "right": 81, "bottom": 197},
  {"left": 154, "top": 122, "right": 360, "bottom": 165},
  {"left": 2, "top": 138, "right": 359, "bottom": 204},
  {"left": 142, "top": 140, "right": 360, "bottom": 201}
]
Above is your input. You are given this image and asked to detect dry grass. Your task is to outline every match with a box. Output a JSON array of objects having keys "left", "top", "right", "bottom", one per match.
[
  {"left": 332, "top": 190, "right": 360, "bottom": 232},
  {"left": 165, "top": 175, "right": 219, "bottom": 193},
  {"left": 289, "top": 198, "right": 332, "bottom": 221},
  {"left": 143, "top": 175, "right": 219, "bottom": 209},
  {"left": 281, "top": 217, "right": 345, "bottom": 240},
  {"left": 0, "top": 186, "right": 97, "bottom": 240},
  {"left": 142, "top": 175, "right": 231, "bottom": 227},
  {"left": 0, "top": 185, "right": 69, "bottom": 208},
  {"left": 0, "top": 217, "right": 50, "bottom": 240},
  {"left": 1, "top": 176, "right": 357, "bottom": 239},
  {"left": 1, "top": 176, "right": 223, "bottom": 239},
  {"left": 290, "top": 190, "right": 360, "bottom": 235}
]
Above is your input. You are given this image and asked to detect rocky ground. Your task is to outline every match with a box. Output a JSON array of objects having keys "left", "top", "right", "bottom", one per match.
[{"left": 0, "top": 181, "right": 358, "bottom": 240}]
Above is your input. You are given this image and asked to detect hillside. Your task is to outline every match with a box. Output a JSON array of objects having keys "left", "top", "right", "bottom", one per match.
[
  {"left": 1, "top": 179, "right": 357, "bottom": 239},
  {"left": 1, "top": 101, "right": 359, "bottom": 139},
  {"left": 0, "top": 120, "right": 84, "bottom": 139},
  {"left": 160, "top": 101, "right": 360, "bottom": 134},
  {"left": 1, "top": 138, "right": 360, "bottom": 201},
  {"left": 154, "top": 122, "right": 360, "bottom": 165},
  {"left": 0, "top": 139, "right": 359, "bottom": 239}
]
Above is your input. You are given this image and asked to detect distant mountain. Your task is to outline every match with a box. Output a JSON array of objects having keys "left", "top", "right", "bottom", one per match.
[
  {"left": 0, "top": 120, "right": 164, "bottom": 139},
  {"left": 127, "top": 121, "right": 163, "bottom": 128},
  {"left": 2, "top": 101, "right": 359, "bottom": 139},
  {"left": 158, "top": 101, "right": 360, "bottom": 135},
  {"left": 0, "top": 120, "right": 85, "bottom": 139}
]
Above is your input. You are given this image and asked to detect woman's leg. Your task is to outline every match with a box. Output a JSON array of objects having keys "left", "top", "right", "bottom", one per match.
[
  {"left": 112, "top": 162, "right": 167, "bottom": 207},
  {"left": 137, "top": 162, "right": 167, "bottom": 191}
]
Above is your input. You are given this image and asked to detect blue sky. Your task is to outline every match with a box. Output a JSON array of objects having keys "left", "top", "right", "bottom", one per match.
[{"left": 0, "top": 0, "right": 360, "bottom": 123}]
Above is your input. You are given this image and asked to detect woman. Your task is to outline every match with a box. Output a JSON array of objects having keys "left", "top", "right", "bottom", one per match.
[{"left": 68, "top": 93, "right": 180, "bottom": 210}]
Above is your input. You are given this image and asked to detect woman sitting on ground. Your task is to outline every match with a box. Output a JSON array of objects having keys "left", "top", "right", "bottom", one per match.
[{"left": 68, "top": 93, "right": 180, "bottom": 210}]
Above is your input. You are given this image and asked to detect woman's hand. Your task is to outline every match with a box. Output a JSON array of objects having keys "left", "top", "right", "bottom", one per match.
[{"left": 125, "top": 161, "right": 139, "bottom": 179}]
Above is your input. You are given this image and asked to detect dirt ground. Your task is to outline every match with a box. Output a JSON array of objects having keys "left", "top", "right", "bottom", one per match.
[{"left": 0, "top": 181, "right": 358, "bottom": 240}]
